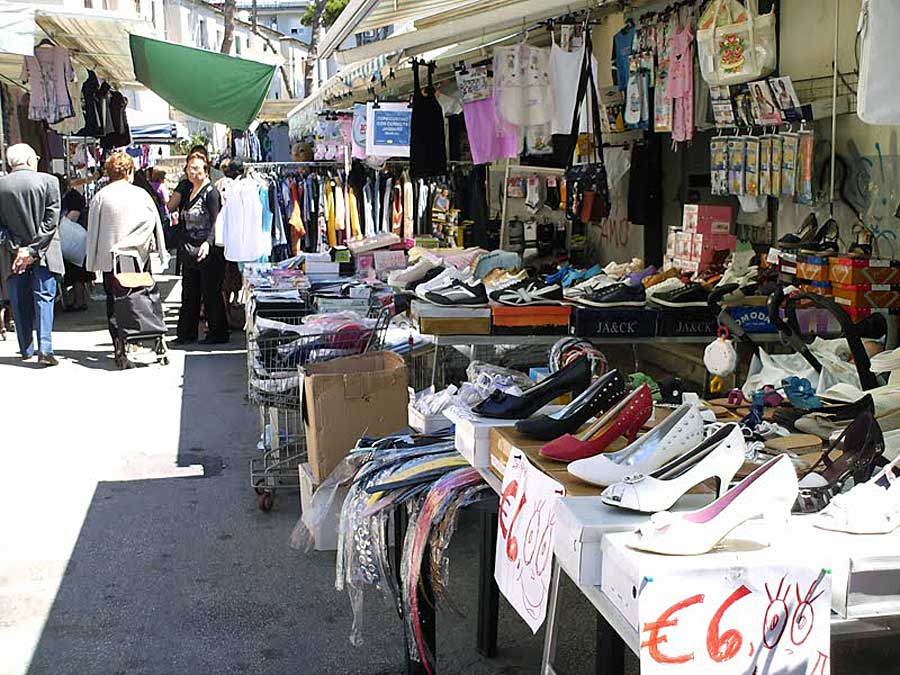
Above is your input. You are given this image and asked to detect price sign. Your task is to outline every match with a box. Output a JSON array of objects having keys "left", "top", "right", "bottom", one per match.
[
  {"left": 495, "top": 450, "right": 564, "bottom": 633},
  {"left": 638, "top": 566, "right": 831, "bottom": 675}
]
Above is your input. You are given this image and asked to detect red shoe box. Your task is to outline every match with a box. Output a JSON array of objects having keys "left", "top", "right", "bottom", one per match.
[
  {"left": 829, "top": 257, "right": 900, "bottom": 285},
  {"left": 491, "top": 305, "right": 571, "bottom": 335},
  {"left": 832, "top": 282, "right": 900, "bottom": 310},
  {"left": 682, "top": 204, "right": 734, "bottom": 236},
  {"left": 797, "top": 254, "right": 831, "bottom": 282}
]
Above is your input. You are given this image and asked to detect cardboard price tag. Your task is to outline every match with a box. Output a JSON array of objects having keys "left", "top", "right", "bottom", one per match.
[
  {"left": 638, "top": 566, "right": 831, "bottom": 674},
  {"left": 494, "top": 450, "right": 564, "bottom": 633}
]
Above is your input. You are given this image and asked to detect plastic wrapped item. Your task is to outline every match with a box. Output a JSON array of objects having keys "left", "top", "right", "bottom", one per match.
[
  {"left": 466, "top": 361, "right": 534, "bottom": 399},
  {"left": 411, "top": 383, "right": 486, "bottom": 416}
]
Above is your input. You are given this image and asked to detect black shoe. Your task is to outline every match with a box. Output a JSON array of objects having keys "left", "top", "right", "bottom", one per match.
[
  {"left": 37, "top": 352, "right": 59, "bottom": 367},
  {"left": 407, "top": 266, "right": 444, "bottom": 293},
  {"left": 200, "top": 335, "right": 230, "bottom": 345},
  {"left": 778, "top": 213, "right": 818, "bottom": 249},
  {"left": 647, "top": 282, "right": 710, "bottom": 308},
  {"left": 577, "top": 282, "right": 646, "bottom": 308},
  {"left": 424, "top": 279, "right": 489, "bottom": 307},
  {"left": 490, "top": 279, "right": 563, "bottom": 306},
  {"left": 516, "top": 369, "right": 625, "bottom": 440},
  {"left": 171, "top": 337, "right": 197, "bottom": 346},
  {"left": 473, "top": 356, "right": 592, "bottom": 419}
]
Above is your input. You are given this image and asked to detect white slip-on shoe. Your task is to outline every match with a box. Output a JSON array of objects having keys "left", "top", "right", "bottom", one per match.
[
  {"left": 629, "top": 453, "right": 799, "bottom": 556},
  {"left": 814, "top": 455, "right": 900, "bottom": 534},
  {"left": 567, "top": 403, "right": 705, "bottom": 487},
  {"left": 601, "top": 423, "right": 746, "bottom": 513}
]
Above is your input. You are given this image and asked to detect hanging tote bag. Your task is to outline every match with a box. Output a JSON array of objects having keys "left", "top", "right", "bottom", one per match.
[
  {"left": 567, "top": 26, "right": 611, "bottom": 223},
  {"left": 857, "top": 0, "right": 900, "bottom": 124},
  {"left": 697, "top": 0, "right": 776, "bottom": 86}
]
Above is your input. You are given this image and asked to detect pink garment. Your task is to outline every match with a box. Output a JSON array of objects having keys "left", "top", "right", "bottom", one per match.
[
  {"left": 669, "top": 21, "right": 694, "bottom": 144},
  {"left": 462, "top": 97, "right": 518, "bottom": 166},
  {"left": 22, "top": 45, "right": 74, "bottom": 123}
]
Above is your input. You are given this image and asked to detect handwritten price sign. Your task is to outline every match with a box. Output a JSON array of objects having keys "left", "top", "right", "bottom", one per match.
[
  {"left": 638, "top": 566, "right": 832, "bottom": 674},
  {"left": 494, "top": 450, "right": 564, "bottom": 633}
]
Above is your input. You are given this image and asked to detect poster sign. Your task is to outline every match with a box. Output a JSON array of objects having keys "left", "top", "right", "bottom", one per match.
[
  {"left": 638, "top": 565, "right": 831, "bottom": 675},
  {"left": 495, "top": 450, "right": 564, "bottom": 633},
  {"left": 366, "top": 102, "right": 411, "bottom": 157}
]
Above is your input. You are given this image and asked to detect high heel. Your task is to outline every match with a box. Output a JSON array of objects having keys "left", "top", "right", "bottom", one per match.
[
  {"left": 793, "top": 409, "right": 885, "bottom": 514},
  {"left": 814, "top": 454, "right": 900, "bottom": 534},
  {"left": 567, "top": 403, "right": 705, "bottom": 487},
  {"left": 472, "top": 356, "right": 592, "bottom": 419},
  {"left": 515, "top": 369, "right": 626, "bottom": 441},
  {"left": 540, "top": 385, "right": 653, "bottom": 462},
  {"left": 600, "top": 423, "right": 746, "bottom": 513},
  {"left": 630, "top": 454, "right": 799, "bottom": 556}
]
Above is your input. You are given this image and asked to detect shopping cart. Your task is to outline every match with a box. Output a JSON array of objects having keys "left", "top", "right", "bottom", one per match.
[{"left": 246, "top": 305, "right": 393, "bottom": 511}]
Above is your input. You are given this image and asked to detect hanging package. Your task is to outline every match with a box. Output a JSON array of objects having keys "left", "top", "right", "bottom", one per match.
[
  {"left": 857, "top": 0, "right": 900, "bottom": 124},
  {"left": 697, "top": 0, "right": 776, "bottom": 86}
]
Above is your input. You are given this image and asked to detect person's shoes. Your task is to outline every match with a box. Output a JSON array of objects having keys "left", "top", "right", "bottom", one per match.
[
  {"left": 576, "top": 281, "right": 646, "bottom": 308},
  {"left": 21, "top": 352, "right": 34, "bottom": 362},
  {"left": 414, "top": 267, "right": 466, "bottom": 299},
  {"left": 37, "top": 352, "right": 59, "bottom": 367},
  {"left": 387, "top": 257, "right": 437, "bottom": 289},
  {"left": 200, "top": 335, "right": 230, "bottom": 345},
  {"left": 490, "top": 279, "right": 563, "bottom": 306},
  {"left": 563, "top": 273, "right": 615, "bottom": 300},
  {"left": 644, "top": 277, "right": 685, "bottom": 299},
  {"left": 423, "top": 279, "right": 489, "bottom": 307},
  {"left": 171, "top": 337, "right": 197, "bottom": 346},
  {"left": 647, "top": 282, "right": 711, "bottom": 308}
]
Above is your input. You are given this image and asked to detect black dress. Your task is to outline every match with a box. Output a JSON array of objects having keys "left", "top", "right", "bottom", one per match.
[{"left": 409, "top": 60, "right": 447, "bottom": 179}]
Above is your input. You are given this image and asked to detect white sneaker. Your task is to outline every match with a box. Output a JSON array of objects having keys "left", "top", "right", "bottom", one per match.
[
  {"left": 603, "top": 261, "right": 629, "bottom": 279},
  {"left": 387, "top": 258, "right": 437, "bottom": 288},
  {"left": 563, "top": 273, "right": 615, "bottom": 299},
  {"left": 630, "top": 454, "right": 799, "bottom": 556},
  {"left": 414, "top": 267, "right": 466, "bottom": 300},
  {"left": 716, "top": 264, "right": 758, "bottom": 289},
  {"left": 568, "top": 404, "right": 705, "bottom": 486},
  {"left": 644, "top": 277, "right": 685, "bottom": 297},
  {"left": 815, "top": 455, "right": 900, "bottom": 534},
  {"left": 600, "top": 423, "right": 746, "bottom": 513}
]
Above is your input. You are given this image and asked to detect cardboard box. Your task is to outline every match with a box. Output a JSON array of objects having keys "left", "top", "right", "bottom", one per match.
[
  {"left": 690, "top": 232, "right": 737, "bottom": 265},
  {"left": 491, "top": 305, "right": 571, "bottom": 335},
  {"left": 830, "top": 256, "right": 900, "bottom": 285},
  {"left": 832, "top": 283, "right": 900, "bottom": 310},
  {"left": 444, "top": 406, "right": 521, "bottom": 468},
  {"left": 798, "top": 280, "right": 832, "bottom": 297},
  {"left": 408, "top": 402, "right": 453, "bottom": 434},
  {"left": 373, "top": 249, "right": 407, "bottom": 271},
  {"left": 298, "top": 463, "right": 347, "bottom": 551},
  {"left": 727, "top": 305, "right": 777, "bottom": 333},
  {"left": 682, "top": 204, "right": 734, "bottom": 235},
  {"left": 302, "top": 351, "right": 408, "bottom": 482},
  {"left": 417, "top": 316, "right": 492, "bottom": 335},
  {"left": 572, "top": 307, "right": 658, "bottom": 338},
  {"left": 656, "top": 307, "right": 719, "bottom": 337},
  {"left": 797, "top": 254, "right": 831, "bottom": 282}
]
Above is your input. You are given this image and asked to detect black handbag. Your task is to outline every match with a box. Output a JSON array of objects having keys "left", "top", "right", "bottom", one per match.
[{"left": 565, "top": 24, "right": 611, "bottom": 223}]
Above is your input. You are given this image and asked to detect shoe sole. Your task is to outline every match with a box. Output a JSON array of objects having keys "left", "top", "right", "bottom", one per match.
[
  {"left": 647, "top": 297, "right": 709, "bottom": 308},
  {"left": 575, "top": 299, "right": 645, "bottom": 308}
]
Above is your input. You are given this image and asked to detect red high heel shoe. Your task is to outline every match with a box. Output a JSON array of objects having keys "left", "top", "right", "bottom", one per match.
[{"left": 540, "top": 384, "right": 653, "bottom": 462}]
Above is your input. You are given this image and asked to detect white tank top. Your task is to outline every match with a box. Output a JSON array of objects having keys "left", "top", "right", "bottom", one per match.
[{"left": 549, "top": 35, "right": 600, "bottom": 136}]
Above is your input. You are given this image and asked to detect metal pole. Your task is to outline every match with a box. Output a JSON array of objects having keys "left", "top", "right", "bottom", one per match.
[
  {"left": 829, "top": 0, "right": 839, "bottom": 216},
  {"left": 0, "top": 88, "right": 6, "bottom": 170}
]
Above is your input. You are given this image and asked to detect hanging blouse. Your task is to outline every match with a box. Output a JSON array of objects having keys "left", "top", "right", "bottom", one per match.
[
  {"left": 493, "top": 43, "right": 553, "bottom": 127},
  {"left": 23, "top": 45, "right": 75, "bottom": 124},
  {"left": 410, "top": 61, "right": 447, "bottom": 179},
  {"left": 669, "top": 18, "right": 695, "bottom": 144},
  {"left": 391, "top": 183, "right": 403, "bottom": 237},
  {"left": 402, "top": 172, "right": 414, "bottom": 241},
  {"left": 325, "top": 177, "right": 337, "bottom": 247}
]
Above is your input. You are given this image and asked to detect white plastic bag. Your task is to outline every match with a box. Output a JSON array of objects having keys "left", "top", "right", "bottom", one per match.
[
  {"left": 59, "top": 216, "right": 86, "bottom": 265},
  {"left": 742, "top": 339, "right": 861, "bottom": 399},
  {"left": 857, "top": 0, "right": 900, "bottom": 124},
  {"left": 697, "top": 0, "right": 776, "bottom": 86}
]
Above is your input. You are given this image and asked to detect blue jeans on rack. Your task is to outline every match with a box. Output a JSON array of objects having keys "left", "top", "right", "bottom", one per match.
[{"left": 6, "top": 264, "right": 57, "bottom": 357}]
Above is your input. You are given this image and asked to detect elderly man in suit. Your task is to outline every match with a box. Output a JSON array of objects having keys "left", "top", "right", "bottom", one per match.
[{"left": 0, "top": 143, "right": 62, "bottom": 366}]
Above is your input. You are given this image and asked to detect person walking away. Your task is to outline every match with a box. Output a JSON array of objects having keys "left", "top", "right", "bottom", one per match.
[
  {"left": 85, "top": 152, "right": 168, "bottom": 365},
  {"left": 59, "top": 183, "right": 91, "bottom": 311},
  {"left": 0, "top": 143, "right": 62, "bottom": 366},
  {"left": 171, "top": 152, "right": 228, "bottom": 345}
]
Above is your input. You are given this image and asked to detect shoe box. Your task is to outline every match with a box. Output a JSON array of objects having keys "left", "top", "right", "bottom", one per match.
[
  {"left": 572, "top": 307, "right": 659, "bottom": 338},
  {"left": 727, "top": 305, "right": 777, "bottom": 333},
  {"left": 832, "top": 283, "right": 900, "bottom": 310},
  {"left": 600, "top": 523, "right": 823, "bottom": 630},
  {"left": 491, "top": 305, "right": 571, "bottom": 335},
  {"left": 830, "top": 256, "right": 900, "bottom": 285},
  {"left": 656, "top": 307, "right": 718, "bottom": 337},
  {"left": 444, "top": 407, "right": 522, "bottom": 468},
  {"left": 410, "top": 300, "right": 492, "bottom": 335},
  {"left": 797, "top": 253, "right": 831, "bottom": 282},
  {"left": 682, "top": 204, "right": 734, "bottom": 236}
]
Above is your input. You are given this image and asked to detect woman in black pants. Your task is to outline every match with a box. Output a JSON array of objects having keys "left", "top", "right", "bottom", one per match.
[{"left": 170, "top": 152, "right": 228, "bottom": 345}]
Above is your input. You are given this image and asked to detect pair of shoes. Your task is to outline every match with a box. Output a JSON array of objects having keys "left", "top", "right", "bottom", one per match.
[
  {"left": 647, "top": 282, "right": 711, "bottom": 308},
  {"left": 541, "top": 384, "right": 653, "bottom": 461},
  {"left": 794, "top": 394, "right": 873, "bottom": 439},
  {"left": 387, "top": 257, "right": 437, "bottom": 288},
  {"left": 567, "top": 403, "right": 705, "bottom": 485},
  {"left": 200, "top": 335, "right": 230, "bottom": 345},
  {"left": 472, "top": 356, "right": 591, "bottom": 419},
  {"left": 600, "top": 422, "right": 747, "bottom": 512},
  {"left": 515, "top": 369, "right": 626, "bottom": 441},
  {"left": 490, "top": 279, "right": 563, "bottom": 306},
  {"left": 815, "top": 454, "right": 900, "bottom": 534},
  {"left": 575, "top": 281, "right": 646, "bottom": 308},
  {"left": 543, "top": 265, "right": 571, "bottom": 284},
  {"left": 630, "top": 453, "right": 799, "bottom": 555},
  {"left": 424, "top": 279, "right": 489, "bottom": 307},
  {"left": 37, "top": 352, "right": 59, "bottom": 367},
  {"left": 414, "top": 267, "right": 465, "bottom": 299},
  {"left": 563, "top": 273, "right": 615, "bottom": 300}
]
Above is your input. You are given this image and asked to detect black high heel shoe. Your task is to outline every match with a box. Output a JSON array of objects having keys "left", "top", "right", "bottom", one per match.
[
  {"left": 515, "top": 369, "right": 625, "bottom": 441},
  {"left": 778, "top": 213, "right": 819, "bottom": 249},
  {"left": 793, "top": 408, "right": 884, "bottom": 514},
  {"left": 473, "top": 356, "right": 592, "bottom": 420}
]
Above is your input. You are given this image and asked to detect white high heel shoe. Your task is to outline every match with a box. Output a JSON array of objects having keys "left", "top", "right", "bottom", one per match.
[
  {"left": 815, "top": 455, "right": 900, "bottom": 534},
  {"left": 629, "top": 454, "right": 799, "bottom": 556},
  {"left": 601, "top": 423, "right": 746, "bottom": 513},
  {"left": 567, "top": 403, "right": 704, "bottom": 487}
]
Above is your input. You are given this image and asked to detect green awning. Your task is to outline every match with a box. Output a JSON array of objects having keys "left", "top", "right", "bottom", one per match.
[{"left": 129, "top": 34, "right": 276, "bottom": 130}]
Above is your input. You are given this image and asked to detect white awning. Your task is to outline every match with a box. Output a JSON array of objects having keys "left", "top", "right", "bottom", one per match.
[{"left": 332, "top": 0, "right": 609, "bottom": 66}]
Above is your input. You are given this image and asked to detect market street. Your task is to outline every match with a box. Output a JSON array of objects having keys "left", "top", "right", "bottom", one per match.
[{"left": 0, "top": 273, "right": 607, "bottom": 675}]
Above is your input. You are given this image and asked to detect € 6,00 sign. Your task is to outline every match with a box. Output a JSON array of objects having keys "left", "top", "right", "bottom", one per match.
[{"left": 638, "top": 566, "right": 832, "bottom": 675}]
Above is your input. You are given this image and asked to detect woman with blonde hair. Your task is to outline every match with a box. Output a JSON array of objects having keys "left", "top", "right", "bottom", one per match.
[{"left": 86, "top": 151, "right": 168, "bottom": 359}]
